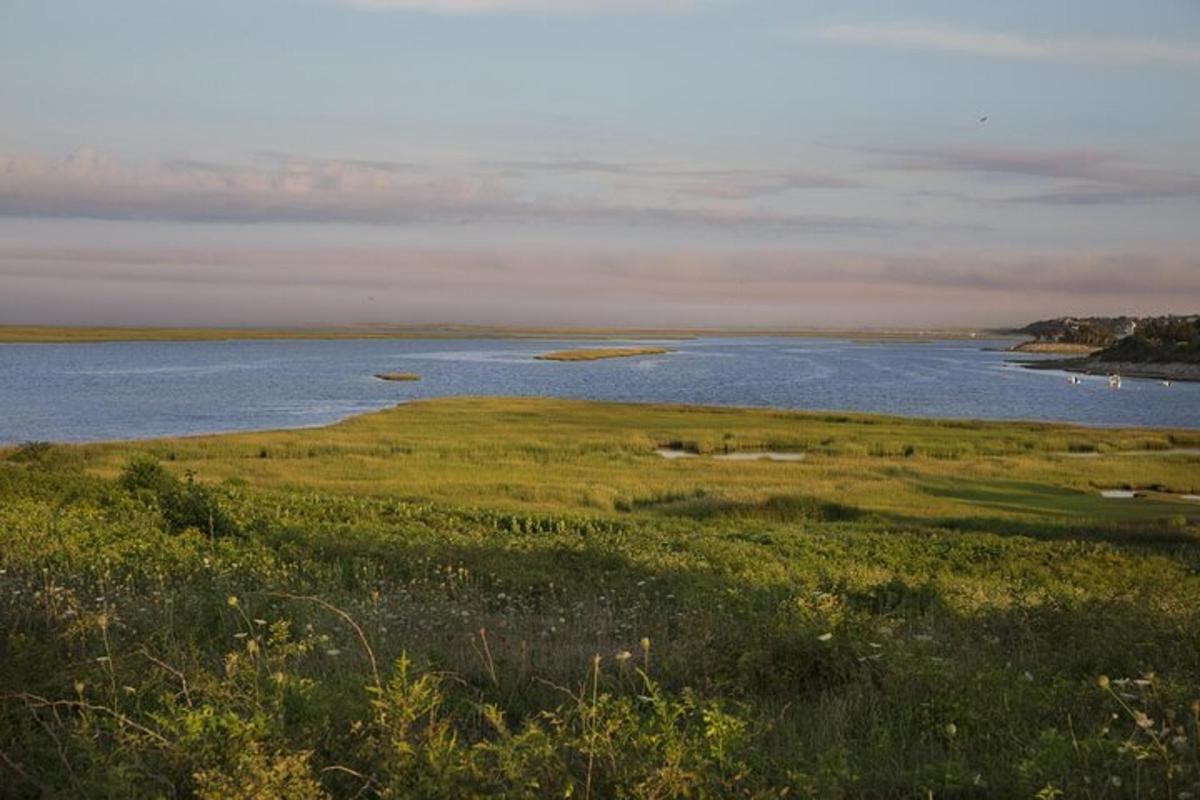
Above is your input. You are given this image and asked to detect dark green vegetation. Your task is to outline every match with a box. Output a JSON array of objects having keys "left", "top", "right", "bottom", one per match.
[
  {"left": 1097, "top": 317, "right": 1200, "bottom": 364},
  {"left": 3, "top": 399, "right": 1200, "bottom": 798},
  {"left": 1015, "top": 315, "right": 1200, "bottom": 380},
  {"left": 1017, "top": 316, "right": 1140, "bottom": 348},
  {"left": 1017, "top": 315, "right": 1200, "bottom": 361}
]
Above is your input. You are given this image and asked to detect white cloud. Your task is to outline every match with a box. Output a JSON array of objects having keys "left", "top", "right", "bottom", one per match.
[
  {"left": 811, "top": 23, "right": 1200, "bottom": 66},
  {"left": 330, "top": 0, "right": 704, "bottom": 13}
]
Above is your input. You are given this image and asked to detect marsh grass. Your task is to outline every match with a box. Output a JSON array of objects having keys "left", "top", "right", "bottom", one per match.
[
  {"left": 534, "top": 347, "right": 673, "bottom": 362},
  {"left": 2, "top": 398, "right": 1199, "bottom": 797}
]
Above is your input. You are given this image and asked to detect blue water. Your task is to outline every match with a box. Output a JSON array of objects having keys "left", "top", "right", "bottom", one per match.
[{"left": 1, "top": 337, "right": 1196, "bottom": 443}]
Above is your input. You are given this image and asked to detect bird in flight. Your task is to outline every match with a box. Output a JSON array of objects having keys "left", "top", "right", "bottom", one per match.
[{"left": 979, "top": 116, "right": 988, "bottom": 123}]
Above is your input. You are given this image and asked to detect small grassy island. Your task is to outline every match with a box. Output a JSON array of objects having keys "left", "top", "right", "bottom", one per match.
[
  {"left": 374, "top": 372, "right": 421, "bottom": 381},
  {"left": 535, "top": 346, "right": 673, "bottom": 362}
]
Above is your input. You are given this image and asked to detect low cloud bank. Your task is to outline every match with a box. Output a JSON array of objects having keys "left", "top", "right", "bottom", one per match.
[{"left": 3, "top": 243, "right": 1195, "bottom": 328}]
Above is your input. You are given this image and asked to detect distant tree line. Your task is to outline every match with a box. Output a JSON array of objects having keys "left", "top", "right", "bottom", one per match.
[
  {"left": 1097, "top": 316, "right": 1200, "bottom": 364},
  {"left": 1018, "top": 316, "right": 1136, "bottom": 347}
]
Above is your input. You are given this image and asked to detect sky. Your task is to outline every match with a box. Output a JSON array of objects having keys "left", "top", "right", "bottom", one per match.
[{"left": 1, "top": 0, "right": 1199, "bottom": 329}]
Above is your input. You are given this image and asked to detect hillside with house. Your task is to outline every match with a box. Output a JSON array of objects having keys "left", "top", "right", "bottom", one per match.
[
  {"left": 1096, "top": 316, "right": 1200, "bottom": 364},
  {"left": 1014, "top": 315, "right": 1200, "bottom": 380},
  {"left": 1015, "top": 316, "right": 1139, "bottom": 349}
]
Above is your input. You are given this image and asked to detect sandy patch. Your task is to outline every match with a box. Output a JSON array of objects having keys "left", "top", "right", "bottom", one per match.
[
  {"left": 713, "top": 452, "right": 807, "bottom": 462},
  {"left": 1181, "top": 495, "right": 1200, "bottom": 503},
  {"left": 655, "top": 449, "right": 698, "bottom": 460},
  {"left": 1063, "top": 448, "right": 1200, "bottom": 459},
  {"left": 656, "top": 449, "right": 806, "bottom": 462},
  {"left": 1100, "top": 490, "right": 1137, "bottom": 499}
]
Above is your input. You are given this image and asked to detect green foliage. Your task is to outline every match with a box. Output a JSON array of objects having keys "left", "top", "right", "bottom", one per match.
[
  {"left": 8, "top": 440, "right": 53, "bottom": 464},
  {"left": 1099, "top": 316, "right": 1200, "bottom": 364},
  {"left": 363, "top": 652, "right": 757, "bottom": 798},
  {"left": 194, "top": 744, "right": 330, "bottom": 800},
  {"left": 119, "top": 455, "right": 178, "bottom": 495},
  {"left": 2, "top": 400, "right": 1199, "bottom": 797},
  {"left": 120, "top": 456, "right": 240, "bottom": 538},
  {"left": 1020, "top": 316, "right": 1131, "bottom": 346}
]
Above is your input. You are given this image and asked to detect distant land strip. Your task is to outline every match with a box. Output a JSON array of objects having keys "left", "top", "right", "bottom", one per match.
[
  {"left": 0, "top": 325, "right": 997, "bottom": 344},
  {"left": 534, "top": 347, "right": 673, "bottom": 362},
  {"left": 1009, "top": 341, "right": 1101, "bottom": 355}
]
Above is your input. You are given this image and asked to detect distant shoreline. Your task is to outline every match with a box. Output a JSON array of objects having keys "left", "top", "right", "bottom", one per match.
[
  {"left": 0, "top": 324, "right": 1003, "bottom": 345},
  {"left": 1016, "top": 357, "right": 1200, "bottom": 382}
]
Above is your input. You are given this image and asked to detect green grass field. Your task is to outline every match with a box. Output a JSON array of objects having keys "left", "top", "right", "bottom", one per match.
[{"left": 2, "top": 398, "right": 1199, "bottom": 798}]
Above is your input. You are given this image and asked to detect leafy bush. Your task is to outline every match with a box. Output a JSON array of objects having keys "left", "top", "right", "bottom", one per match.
[
  {"left": 365, "top": 653, "right": 757, "bottom": 798},
  {"left": 120, "top": 456, "right": 240, "bottom": 538},
  {"left": 8, "top": 440, "right": 53, "bottom": 463},
  {"left": 119, "top": 455, "right": 179, "bottom": 495}
]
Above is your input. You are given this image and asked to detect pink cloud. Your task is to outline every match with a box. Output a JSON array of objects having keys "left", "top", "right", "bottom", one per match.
[{"left": 2, "top": 243, "right": 1196, "bottom": 328}]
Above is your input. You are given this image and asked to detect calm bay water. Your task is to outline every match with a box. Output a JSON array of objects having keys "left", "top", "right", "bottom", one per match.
[{"left": 1, "top": 337, "right": 1197, "bottom": 443}]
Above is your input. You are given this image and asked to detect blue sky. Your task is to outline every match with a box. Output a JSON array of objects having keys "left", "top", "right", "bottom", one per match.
[{"left": 1, "top": 0, "right": 1198, "bottom": 327}]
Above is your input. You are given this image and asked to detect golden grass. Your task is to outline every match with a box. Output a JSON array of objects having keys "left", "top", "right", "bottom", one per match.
[
  {"left": 534, "top": 347, "right": 673, "bottom": 362},
  {"left": 56, "top": 397, "right": 1200, "bottom": 524},
  {"left": 1010, "top": 341, "right": 1102, "bottom": 354}
]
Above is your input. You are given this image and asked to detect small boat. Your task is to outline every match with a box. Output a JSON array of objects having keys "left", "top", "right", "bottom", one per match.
[
  {"left": 1108, "top": 374, "right": 1122, "bottom": 389},
  {"left": 1068, "top": 375, "right": 1082, "bottom": 385},
  {"left": 1161, "top": 380, "right": 1172, "bottom": 388}
]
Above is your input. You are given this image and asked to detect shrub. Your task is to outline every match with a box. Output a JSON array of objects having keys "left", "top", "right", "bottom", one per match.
[
  {"left": 194, "top": 744, "right": 329, "bottom": 800},
  {"left": 120, "top": 457, "right": 240, "bottom": 538},
  {"left": 120, "top": 455, "right": 178, "bottom": 495},
  {"left": 9, "top": 440, "right": 53, "bottom": 463}
]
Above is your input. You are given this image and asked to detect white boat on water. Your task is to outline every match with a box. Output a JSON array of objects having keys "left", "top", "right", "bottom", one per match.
[
  {"left": 1068, "top": 375, "right": 1082, "bottom": 385},
  {"left": 1108, "top": 374, "right": 1122, "bottom": 389}
]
